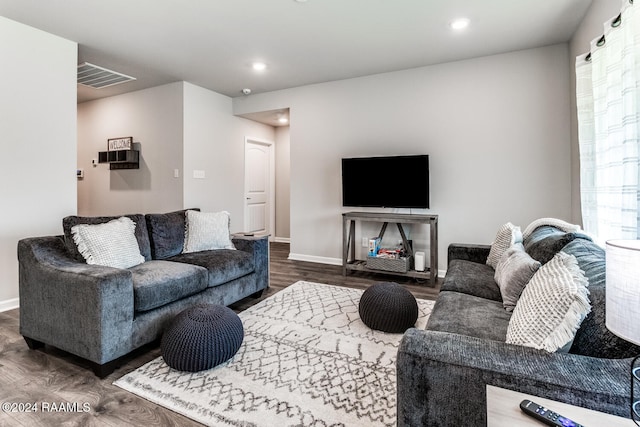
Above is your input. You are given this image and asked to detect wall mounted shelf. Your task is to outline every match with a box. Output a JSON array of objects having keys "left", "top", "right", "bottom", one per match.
[{"left": 98, "top": 149, "right": 139, "bottom": 170}]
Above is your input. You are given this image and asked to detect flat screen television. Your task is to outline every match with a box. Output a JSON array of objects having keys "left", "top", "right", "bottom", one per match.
[{"left": 341, "top": 155, "right": 429, "bottom": 208}]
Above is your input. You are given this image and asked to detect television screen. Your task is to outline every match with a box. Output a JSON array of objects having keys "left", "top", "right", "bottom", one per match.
[{"left": 341, "top": 155, "right": 429, "bottom": 208}]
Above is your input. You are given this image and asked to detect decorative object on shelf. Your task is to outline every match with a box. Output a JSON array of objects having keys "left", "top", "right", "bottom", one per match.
[
  {"left": 415, "top": 251, "right": 425, "bottom": 271},
  {"left": 605, "top": 240, "right": 640, "bottom": 426},
  {"left": 107, "top": 136, "right": 132, "bottom": 151},
  {"left": 366, "top": 254, "right": 412, "bottom": 273},
  {"left": 368, "top": 237, "right": 381, "bottom": 256}
]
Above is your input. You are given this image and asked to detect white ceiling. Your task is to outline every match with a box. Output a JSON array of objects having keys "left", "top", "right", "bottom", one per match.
[{"left": 0, "top": 0, "right": 593, "bottom": 104}]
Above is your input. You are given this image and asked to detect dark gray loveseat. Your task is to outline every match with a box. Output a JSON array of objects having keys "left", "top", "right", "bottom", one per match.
[
  {"left": 18, "top": 209, "right": 268, "bottom": 377},
  {"left": 397, "top": 225, "right": 639, "bottom": 426}
]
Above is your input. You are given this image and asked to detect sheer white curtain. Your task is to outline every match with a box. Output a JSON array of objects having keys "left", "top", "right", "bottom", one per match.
[{"left": 576, "top": 0, "right": 640, "bottom": 241}]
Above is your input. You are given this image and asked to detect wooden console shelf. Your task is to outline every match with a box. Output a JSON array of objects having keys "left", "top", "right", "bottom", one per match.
[{"left": 342, "top": 211, "right": 438, "bottom": 286}]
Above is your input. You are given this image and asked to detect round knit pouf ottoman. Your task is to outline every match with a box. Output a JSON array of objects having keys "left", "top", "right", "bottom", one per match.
[
  {"left": 161, "top": 304, "right": 244, "bottom": 372},
  {"left": 359, "top": 282, "right": 419, "bottom": 333}
]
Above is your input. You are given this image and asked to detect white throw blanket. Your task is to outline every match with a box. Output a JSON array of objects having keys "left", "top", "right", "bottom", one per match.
[{"left": 522, "top": 218, "right": 582, "bottom": 240}]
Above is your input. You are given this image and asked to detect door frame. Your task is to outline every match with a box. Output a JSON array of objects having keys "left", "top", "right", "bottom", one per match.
[{"left": 244, "top": 137, "right": 276, "bottom": 240}]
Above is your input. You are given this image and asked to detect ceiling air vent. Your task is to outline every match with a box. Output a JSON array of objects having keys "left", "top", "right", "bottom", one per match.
[{"left": 77, "top": 62, "right": 136, "bottom": 89}]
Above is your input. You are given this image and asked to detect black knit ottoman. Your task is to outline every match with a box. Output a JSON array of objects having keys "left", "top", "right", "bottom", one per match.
[
  {"left": 359, "top": 282, "right": 419, "bottom": 333},
  {"left": 161, "top": 304, "right": 244, "bottom": 372}
]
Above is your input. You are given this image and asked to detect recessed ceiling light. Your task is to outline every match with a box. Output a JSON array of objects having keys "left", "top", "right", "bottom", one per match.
[
  {"left": 294, "top": 0, "right": 308, "bottom": 3},
  {"left": 450, "top": 18, "right": 470, "bottom": 30},
  {"left": 278, "top": 117, "right": 289, "bottom": 124},
  {"left": 252, "top": 62, "right": 266, "bottom": 71}
]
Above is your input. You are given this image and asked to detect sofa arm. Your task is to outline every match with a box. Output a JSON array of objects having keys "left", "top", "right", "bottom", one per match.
[
  {"left": 397, "top": 329, "right": 631, "bottom": 426},
  {"left": 447, "top": 243, "right": 491, "bottom": 266},
  {"left": 232, "top": 235, "right": 269, "bottom": 290},
  {"left": 17, "top": 236, "right": 134, "bottom": 364}
]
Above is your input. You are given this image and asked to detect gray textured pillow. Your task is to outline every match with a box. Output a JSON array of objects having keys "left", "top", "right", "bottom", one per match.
[
  {"left": 494, "top": 243, "right": 541, "bottom": 312},
  {"left": 506, "top": 252, "right": 590, "bottom": 352},
  {"left": 183, "top": 210, "right": 235, "bottom": 253},
  {"left": 486, "top": 222, "right": 523, "bottom": 268}
]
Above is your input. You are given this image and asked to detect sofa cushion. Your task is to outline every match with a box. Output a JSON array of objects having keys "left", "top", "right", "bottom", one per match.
[
  {"left": 129, "top": 260, "right": 208, "bottom": 312},
  {"left": 563, "top": 239, "right": 640, "bottom": 358},
  {"left": 494, "top": 243, "right": 541, "bottom": 312},
  {"left": 71, "top": 217, "right": 145, "bottom": 269},
  {"left": 183, "top": 210, "right": 235, "bottom": 253},
  {"left": 426, "top": 291, "right": 511, "bottom": 342},
  {"left": 486, "top": 222, "right": 523, "bottom": 268},
  {"left": 447, "top": 244, "right": 491, "bottom": 265},
  {"left": 506, "top": 252, "right": 590, "bottom": 352},
  {"left": 145, "top": 209, "right": 198, "bottom": 259},
  {"left": 168, "top": 249, "right": 254, "bottom": 288},
  {"left": 63, "top": 214, "right": 152, "bottom": 262},
  {"left": 441, "top": 259, "right": 502, "bottom": 302}
]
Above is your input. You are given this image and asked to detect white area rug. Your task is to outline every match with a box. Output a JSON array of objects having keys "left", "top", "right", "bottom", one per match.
[{"left": 114, "top": 281, "right": 434, "bottom": 427}]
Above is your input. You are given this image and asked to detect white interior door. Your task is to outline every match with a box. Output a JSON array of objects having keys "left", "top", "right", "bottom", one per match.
[{"left": 244, "top": 138, "right": 274, "bottom": 237}]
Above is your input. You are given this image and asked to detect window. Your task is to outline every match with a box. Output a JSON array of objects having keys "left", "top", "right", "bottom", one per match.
[{"left": 575, "top": 1, "right": 639, "bottom": 241}]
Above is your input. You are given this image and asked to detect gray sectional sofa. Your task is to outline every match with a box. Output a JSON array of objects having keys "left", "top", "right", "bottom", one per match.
[
  {"left": 18, "top": 208, "right": 269, "bottom": 377},
  {"left": 397, "top": 225, "right": 639, "bottom": 426}
]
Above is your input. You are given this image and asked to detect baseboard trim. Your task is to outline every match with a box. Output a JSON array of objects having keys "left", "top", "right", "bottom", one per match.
[
  {"left": 0, "top": 298, "right": 19, "bottom": 313},
  {"left": 273, "top": 237, "right": 291, "bottom": 244},
  {"left": 288, "top": 253, "right": 343, "bottom": 266}
]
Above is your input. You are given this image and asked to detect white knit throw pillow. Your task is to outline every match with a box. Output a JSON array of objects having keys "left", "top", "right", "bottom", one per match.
[
  {"left": 71, "top": 217, "right": 145, "bottom": 269},
  {"left": 183, "top": 210, "right": 235, "bottom": 253},
  {"left": 486, "top": 222, "right": 523, "bottom": 269},
  {"left": 506, "top": 251, "right": 590, "bottom": 352}
]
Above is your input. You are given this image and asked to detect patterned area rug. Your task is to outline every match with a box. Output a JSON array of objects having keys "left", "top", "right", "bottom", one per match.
[{"left": 114, "top": 281, "right": 434, "bottom": 427}]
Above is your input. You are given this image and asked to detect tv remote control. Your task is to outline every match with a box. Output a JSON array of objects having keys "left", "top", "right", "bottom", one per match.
[{"left": 520, "top": 399, "right": 585, "bottom": 427}]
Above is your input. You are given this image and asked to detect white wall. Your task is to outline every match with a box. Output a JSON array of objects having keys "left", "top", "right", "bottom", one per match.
[
  {"left": 568, "top": 0, "right": 622, "bottom": 224},
  {"left": 77, "top": 82, "right": 184, "bottom": 216},
  {"left": 0, "top": 17, "right": 77, "bottom": 310},
  {"left": 76, "top": 81, "right": 274, "bottom": 233},
  {"left": 182, "top": 82, "right": 275, "bottom": 232},
  {"left": 234, "top": 44, "right": 572, "bottom": 274},
  {"left": 275, "top": 126, "right": 291, "bottom": 240}
]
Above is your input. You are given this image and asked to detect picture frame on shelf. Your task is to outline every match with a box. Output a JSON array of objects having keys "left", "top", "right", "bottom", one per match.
[{"left": 107, "top": 136, "right": 133, "bottom": 151}]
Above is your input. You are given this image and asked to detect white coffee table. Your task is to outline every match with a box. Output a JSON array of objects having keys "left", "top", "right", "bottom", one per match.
[{"left": 486, "top": 385, "right": 635, "bottom": 426}]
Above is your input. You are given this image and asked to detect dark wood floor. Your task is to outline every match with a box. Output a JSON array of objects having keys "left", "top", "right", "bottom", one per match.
[{"left": 0, "top": 242, "right": 440, "bottom": 426}]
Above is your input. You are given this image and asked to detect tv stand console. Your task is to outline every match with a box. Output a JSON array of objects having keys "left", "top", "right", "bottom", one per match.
[{"left": 342, "top": 211, "right": 438, "bottom": 285}]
